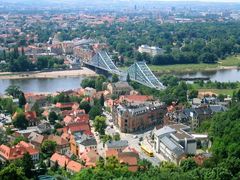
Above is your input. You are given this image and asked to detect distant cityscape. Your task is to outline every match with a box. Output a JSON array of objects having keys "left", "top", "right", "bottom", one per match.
[{"left": 0, "top": 1, "right": 240, "bottom": 180}]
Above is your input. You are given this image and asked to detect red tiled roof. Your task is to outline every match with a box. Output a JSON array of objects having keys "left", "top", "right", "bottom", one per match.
[
  {"left": 105, "top": 149, "right": 118, "bottom": 157},
  {"left": 50, "top": 153, "right": 70, "bottom": 167},
  {"left": 0, "top": 141, "right": 39, "bottom": 161},
  {"left": 56, "top": 102, "right": 78, "bottom": 109},
  {"left": 67, "top": 160, "right": 83, "bottom": 172},
  {"left": 47, "top": 135, "right": 69, "bottom": 146},
  {"left": 80, "top": 149, "right": 99, "bottom": 167},
  {"left": 67, "top": 123, "right": 90, "bottom": 134},
  {"left": 120, "top": 95, "right": 153, "bottom": 103}
]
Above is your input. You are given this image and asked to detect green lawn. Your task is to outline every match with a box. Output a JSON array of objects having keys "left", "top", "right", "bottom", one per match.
[
  {"left": 219, "top": 55, "right": 240, "bottom": 66},
  {"left": 120, "top": 55, "right": 240, "bottom": 74}
]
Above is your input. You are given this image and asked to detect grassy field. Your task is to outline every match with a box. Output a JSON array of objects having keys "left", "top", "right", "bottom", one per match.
[
  {"left": 190, "top": 82, "right": 240, "bottom": 96},
  {"left": 120, "top": 55, "right": 240, "bottom": 74},
  {"left": 197, "top": 89, "right": 237, "bottom": 96}
]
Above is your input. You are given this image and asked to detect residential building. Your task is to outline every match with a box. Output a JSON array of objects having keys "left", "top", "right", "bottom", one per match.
[
  {"left": 0, "top": 141, "right": 39, "bottom": 162},
  {"left": 55, "top": 102, "right": 79, "bottom": 110},
  {"left": 80, "top": 149, "right": 99, "bottom": 167},
  {"left": 69, "top": 133, "right": 96, "bottom": 156},
  {"left": 50, "top": 152, "right": 70, "bottom": 168},
  {"left": 84, "top": 87, "right": 97, "bottom": 97},
  {"left": 25, "top": 111, "right": 40, "bottom": 126},
  {"left": 105, "top": 140, "right": 128, "bottom": 152},
  {"left": 105, "top": 149, "right": 139, "bottom": 172},
  {"left": 67, "top": 160, "right": 83, "bottom": 174},
  {"left": 47, "top": 135, "right": 70, "bottom": 154},
  {"left": 113, "top": 101, "right": 166, "bottom": 133},
  {"left": 119, "top": 95, "right": 153, "bottom": 104},
  {"left": 28, "top": 132, "right": 45, "bottom": 150},
  {"left": 107, "top": 82, "right": 133, "bottom": 96}
]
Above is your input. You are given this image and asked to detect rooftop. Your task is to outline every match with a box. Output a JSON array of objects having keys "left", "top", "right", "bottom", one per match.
[
  {"left": 160, "top": 136, "right": 184, "bottom": 157},
  {"left": 106, "top": 140, "right": 128, "bottom": 149}
]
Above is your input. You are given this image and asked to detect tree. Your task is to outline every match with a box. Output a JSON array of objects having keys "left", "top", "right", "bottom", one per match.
[
  {"left": 80, "top": 101, "right": 91, "bottom": 114},
  {"left": 89, "top": 105, "right": 102, "bottom": 120},
  {"left": 5, "top": 85, "right": 21, "bottom": 98},
  {"left": 199, "top": 52, "right": 218, "bottom": 64},
  {"left": 18, "top": 92, "right": 26, "bottom": 108},
  {"left": 126, "top": 73, "right": 130, "bottom": 83},
  {"left": 51, "top": 160, "right": 59, "bottom": 172},
  {"left": 188, "top": 89, "right": 198, "bottom": 99},
  {"left": 100, "top": 94, "right": 105, "bottom": 107},
  {"left": 81, "top": 78, "right": 95, "bottom": 88},
  {"left": 13, "top": 136, "right": 28, "bottom": 145},
  {"left": 48, "top": 111, "right": 58, "bottom": 125},
  {"left": 22, "top": 152, "right": 34, "bottom": 178},
  {"left": 13, "top": 46, "right": 19, "bottom": 59},
  {"left": 113, "top": 133, "right": 120, "bottom": 141},
  {"left": 180, "top": 158, "right": 198, "bottom": 172},
  {"left": 102, "top": 135, "right": 112, "bottom": 145},
  {"left": 31, "top": 102, "right": 42, "bottom": 116},
  {"left": 112, "top": 74, "right": 119, "bottom": 83},
  {"left": 93, "top": 116, "right": 107, "bottom": 135},
  {"left": 21, "top": 47, "right": 25, "bottom": 56},
  {"left": 0, "top": 163, "right": 26, "bottom": 180},
  {"left": 13, "top": 112, "right": 28, "bottom": 129},
  {"left": 41, "top": 140, "right": 57, "bottom": 157}
]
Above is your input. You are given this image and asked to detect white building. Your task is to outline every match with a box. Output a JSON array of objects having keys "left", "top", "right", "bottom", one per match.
[
  {"left": 153, "top": 124, "right": 196, "bottom": 164},
  {"left": 138, "top": 45, "right": 165, "bottom": 56}
]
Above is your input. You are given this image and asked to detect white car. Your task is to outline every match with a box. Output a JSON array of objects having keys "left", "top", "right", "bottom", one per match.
[{"left": 133, "top": 135, "right": 138, "bottom": 139}]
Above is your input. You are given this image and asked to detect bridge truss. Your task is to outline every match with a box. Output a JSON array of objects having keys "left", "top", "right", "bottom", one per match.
[
  {"left": 127, "top": 61, "right": 165, "bottom": 90},
  {"left": 85, "top": 51, "right": 165, "bottom": 90},
  {"left": 84, "top": 51, "right": 120, "bottom": 75}
]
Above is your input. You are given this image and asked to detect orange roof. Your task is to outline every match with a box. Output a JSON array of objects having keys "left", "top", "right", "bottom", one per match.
[
  {"left": 64, "top": 116, "right": 74, "bottom": 124},
  {"left": 105, "top": 149, "right": 118, "bottom": 157},
  {"left": 47, "top": 135, "right": 69, "bottom": 146},
  {"left": 61, "top": 133, "right": 71, "bottom": 141},
  {"left": 56, "top": 102, "right": 78, "bottom": 109},
  {"left": 67, "top": 123, "right": 90, "bottom": 134},
  {"left": 50, "top": 153, "right": 70, "bottom": 167},
  {"left": 67, "top": 160, "right": 83, "bottom": 172},
  {"left": 0, "top": 141, "right": 39, "bottom": 161},
  {"left": 81, "top": 149, "right": 99, "bottom": 167},
  {"left": 120, "top": 95, "right": 153, "bottom": 103},
  {"left": 25, "top": 111, "right": 37, "bottom": 121},
  {"left": 118, "top": 153, "right": 138, "bottom": 166}
]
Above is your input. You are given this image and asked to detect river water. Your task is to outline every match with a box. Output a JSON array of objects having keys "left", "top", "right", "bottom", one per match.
[
  {"left": 178, "top": 68, "right": 240, "bottom": 82},
  {"left": 0, "top": 77, "right": 84, "bottom": 94},
  {"left": 0, "top": 68, "right": 240, "bottom": 94}
]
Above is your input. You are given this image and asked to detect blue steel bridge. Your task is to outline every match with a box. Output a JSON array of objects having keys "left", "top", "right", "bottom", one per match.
[{"left": 83, "top": 51, "right": 165, "bottom": 90}]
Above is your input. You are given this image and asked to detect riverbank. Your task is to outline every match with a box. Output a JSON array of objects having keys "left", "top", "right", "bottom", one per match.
[
  {"left": 0, "top": 67, "right": 97, "bottom": 80},
  {"left": 120, "top": 55, "right": 240, "bottom": 74},
  {"left": 151, "top": 55, "right": 240, "bottom": 74}
]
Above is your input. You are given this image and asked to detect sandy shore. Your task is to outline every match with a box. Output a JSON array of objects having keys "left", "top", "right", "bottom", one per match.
[{"left": 0, "top": 67, "right": 97, "bottom": 80}]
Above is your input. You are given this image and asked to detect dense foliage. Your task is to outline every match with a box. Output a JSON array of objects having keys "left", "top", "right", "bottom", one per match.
[
  {"left": 57, "top": 21, "right": 240, "bottom": 65},
  {"left": 0, "top": 48, "right": 65, "bottom": 72}
]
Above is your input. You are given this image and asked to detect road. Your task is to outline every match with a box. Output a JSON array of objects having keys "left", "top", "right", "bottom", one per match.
[{"left": 103, "top": 111, "right": 162, "bottom": 166}]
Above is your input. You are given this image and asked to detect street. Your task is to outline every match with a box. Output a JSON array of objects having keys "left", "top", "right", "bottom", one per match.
[{"left": 103, "top": 111, "right": 162, "bottom": 166}]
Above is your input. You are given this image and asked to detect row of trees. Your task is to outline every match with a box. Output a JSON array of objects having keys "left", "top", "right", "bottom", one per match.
[
  {"left": 194, "top": 80, "right": 239, "bottom": 89},
  {"left": 0, "top": 47, "right": 65, "bottom": 72},
  {"left": 54, "top": 20, "right": 240, "bottom": 65}
]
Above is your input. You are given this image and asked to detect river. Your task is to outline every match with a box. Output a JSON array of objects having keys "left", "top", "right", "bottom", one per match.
[
  {"left": 178, "top": 68, "right": 240, "bottom": 82},
  {"left": 0, "top": 77, "right": 84, "bottom": 94},
  {"left": 0, "top": 68, "right": 240, "bottom": 94}
]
